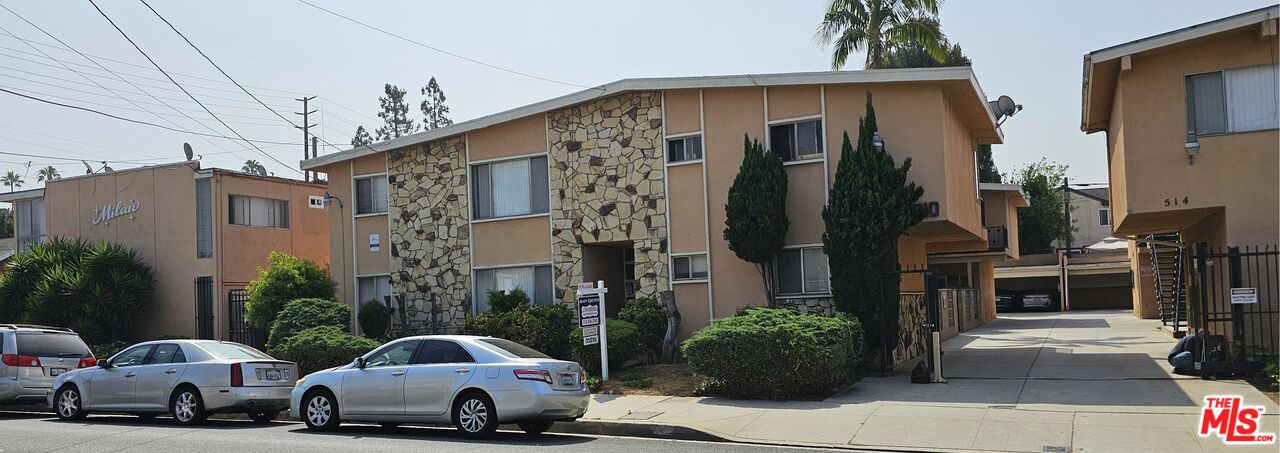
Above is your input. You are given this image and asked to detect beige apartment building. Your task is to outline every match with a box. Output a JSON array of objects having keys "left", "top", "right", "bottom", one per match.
[
  {"left": 0, "top": 162, "right": 328, "bottom": 342},
  {"left": 305, "top": 68, "right": 1010, "bottom": 358},
  {"left": 1081, "top": 6, "right": 1279, "bottom": 342}
]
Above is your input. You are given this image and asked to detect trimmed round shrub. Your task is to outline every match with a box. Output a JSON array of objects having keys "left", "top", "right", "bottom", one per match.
[
  {"left": 464, "top": 303, "right": 575, "bottom": 359},
  {"left": 682, "top": 307, "right": 864, "bottom": 400},
  {"left": 358, "top": 300, "right": 392, "bottom": 339},
  {"left": 267, "top": 298, "right": 350, "bottom": 350},
  {"left": 618, "top": 296, "right": 667, "bottom": 355},
  {"left": 570, "top": 319, "right": 644, "bottom": 375},
  {"left": 268, "top": 325, "right": 380, "bottom": 375},
  {"left": 245, "top": 252, "right": 337, "bottom": 330}
]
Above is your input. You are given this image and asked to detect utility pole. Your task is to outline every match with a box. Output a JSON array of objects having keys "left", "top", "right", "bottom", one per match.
[{"left": 296, "top": 96, "right": 317, "bottom": 182}]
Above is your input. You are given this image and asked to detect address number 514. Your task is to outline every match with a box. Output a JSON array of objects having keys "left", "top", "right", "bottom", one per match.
[{"left": 1164, "top": 197, "right": 1189, "bottom": 207}]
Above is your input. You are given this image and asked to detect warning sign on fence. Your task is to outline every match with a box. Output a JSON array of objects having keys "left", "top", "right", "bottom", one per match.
[{"left": 1230, "top": 288, "right": 1258, "bottom": 304}]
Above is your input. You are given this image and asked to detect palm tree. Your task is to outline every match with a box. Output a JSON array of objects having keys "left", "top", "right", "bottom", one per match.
[
  {"left": 242, "top": 160, "right": 266, "bottom": 176},
  {"left": 36, "top": 165, "right": 60, "bottom": 183},
  {"left": 815, "top": 0, "right": 947, "bottom": 70},
  {"left": 1, "top": 171, "right": 23, "bottom": 192}
]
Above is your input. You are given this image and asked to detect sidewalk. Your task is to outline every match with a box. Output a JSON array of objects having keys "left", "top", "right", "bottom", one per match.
[{"left": 581, "top": 311, "right": 1279, "bottom": 453}]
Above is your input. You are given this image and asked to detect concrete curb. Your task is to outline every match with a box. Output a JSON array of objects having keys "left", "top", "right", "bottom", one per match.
[{"left": 543, "top": 419, "right": 728, "bottom": 443}]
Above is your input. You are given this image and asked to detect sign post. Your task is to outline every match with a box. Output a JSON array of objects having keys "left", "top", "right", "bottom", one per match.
[{"left": 576, "top": 280, "right": 609, "bottom": 381}]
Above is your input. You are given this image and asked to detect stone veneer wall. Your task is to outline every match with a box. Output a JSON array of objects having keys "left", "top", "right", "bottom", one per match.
[
  {"left": 776, "top": 297, "right": 836, "bottom": 315},
  {"left": 386, "top": 137, "right": 471, "bottom": 333},
  {"left": 547, "top": 92, "right": 669, "bottom": 300},
  {"left": 893, "top": 292, "right": 928, "bottom": 365}
]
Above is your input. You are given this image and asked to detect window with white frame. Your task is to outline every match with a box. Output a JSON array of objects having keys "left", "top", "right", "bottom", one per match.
[
  {"left": 15, "top": 198, "right": 45, "bottom": 252},
  {"left": 672, "top": 254, "right": 709, "bottom": 281},
  {"left": 471, "top": 156, "right": 549, "bottom": 220},
  {"left": 1098, "top": 208, "right": 1110, "bottom": 226},
  {"left": 474, "top": 265, "right": 553, "bottom": 312},
  {"left": 776, "top": 247, "right": 830, "bottom": 295},
  {"left": 357, "top": 275, "right": 392, "bottom": 305},
  {"left": 354, "top": 175, "right": 388, "bottom": 215},
  {"left": 1186, "top": 65, "right": 1279, "bottom": 136},
  {"left": 228, "top": 195, "right": 289, "bottom": 228},
  {"left": 666, "top": 135, "right": 703, "bottom": 163},
  {"left": 769, "top": 119, "right": 823, "bottom": 162}
]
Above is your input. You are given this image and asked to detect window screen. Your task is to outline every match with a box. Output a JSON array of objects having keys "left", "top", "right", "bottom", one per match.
[
  {"left": 672, "top": 254, "right": 709, "bottom": 280},
  {"left": 471, "top": 156, "right": 548, "bottom": 220},
  {"left": 1186, "top": 72, "right": 1227, "bottom": 135},
  {"left": 667, "top": 136, "right": 703, "bottom": 163},
  {"left": 355, "top": 175, "right": 389, "bottom": 215},
  {"left": 769, "top": 120, "right": 823, "bottom": 162},
  {"left": 196, "top": 179, "right": 212, "bottom": 258},
  {"left": 776, "top": 247, "right": 830, "bottom": 295},
  {"left": 229, "top": 195, "right": 289, "bottom": 228}
]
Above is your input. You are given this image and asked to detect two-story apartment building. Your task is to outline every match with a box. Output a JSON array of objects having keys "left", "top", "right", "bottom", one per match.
[
  {"left": 1058, "top": 183, "right": 1113, "bottom": 250},
  {"left": 1081, "top": 7, "right": 1279, "bottom": 329},
  {"left": 304, "top": 68, "right": 1007, "bottom": 360},
  {"left": 927, "top": 183, "right": 1027, "bottom": 332},
  {"left": 0, "top": 161, "right": 329, "bottom": 341}
]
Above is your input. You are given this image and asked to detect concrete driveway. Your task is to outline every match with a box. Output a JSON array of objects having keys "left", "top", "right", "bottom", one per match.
[{"left": 585, "top": 310, "right": 1278, "bottom": 453}]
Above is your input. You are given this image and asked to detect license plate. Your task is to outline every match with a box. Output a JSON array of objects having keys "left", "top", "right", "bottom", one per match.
[
  {"left": 264, "top": 369, "right": 283, "bottom": 381},
  {"left": 560, "top": 374, "right": 576, "bottom": 386},
  {"left": 49, "top": 367, "right": 67, "bottom": 376}
]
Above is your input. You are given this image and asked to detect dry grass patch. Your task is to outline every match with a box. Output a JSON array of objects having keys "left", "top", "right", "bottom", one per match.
[{"left": 591, "top": 363, "right": 702, "bottom": 397}]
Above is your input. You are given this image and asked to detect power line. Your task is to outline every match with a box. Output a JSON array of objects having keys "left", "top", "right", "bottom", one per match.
[
  {"left": 89, "top": 0, "right": 300, "bottom": 174},
  {"left": 0, "top": 82, "right": 293, "bottom": 128},
  {"left": 295, "top": 0, "right": 591, "bottom": 89},
  {"left": 0, "top": 86, "right": 299, "bottom": 145},
  {"left": 0, "top": 123, "right": 282, "bottom": 161}
]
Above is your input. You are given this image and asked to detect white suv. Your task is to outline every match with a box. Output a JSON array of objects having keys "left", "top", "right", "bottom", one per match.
[{"left": 1, "top": 325, "right": 96, "bottom": 406}]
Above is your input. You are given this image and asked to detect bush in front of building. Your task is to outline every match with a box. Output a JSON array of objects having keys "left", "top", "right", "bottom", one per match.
[
  {"left": 464, "top": 302, "right": 576, "bottom": 360},
  {"left": 486, "top": 288, "right": 531, "bottom": 313},
  {"left": 266, "top": 298, "right": 350, "bottom": 350},
  {"left": 618, "top": 296, "right": 667, "bottom": 358},
  {"left": 268, "top": 325, "right": 381, "bottom": 375},
  {"left": 570, "top": 318, "right": 644, "bottom": 375},
  {"left": 245, "top": 252, "right": 337, "bottom": 330},
  {"left": 681, "top": 308, "right": 864, "bottom": 400},
  {"left": 0, "top": 237, "right": 154, "bottom": 343},
  {"left": 357, "top": 300, "right": 392, "bottom": 339}
]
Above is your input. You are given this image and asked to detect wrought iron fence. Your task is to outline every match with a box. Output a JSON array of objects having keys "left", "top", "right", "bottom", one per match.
[
  {"left": 228, "top": 289, "right": 267, "bottom": 350},
  {"left": 1190, "top": 244, "right": 1278, "bottom": 377}
]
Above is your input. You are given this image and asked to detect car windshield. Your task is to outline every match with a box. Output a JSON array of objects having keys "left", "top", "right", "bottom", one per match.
[
  {"left": 199, "top": 342, "right": 271, "bottom": 360},
  {"left": 478, "top": 339, "right": 551, "bottom": 359},
  {"left": 16, "top": 333, "right": 91, "bottom": 358}
]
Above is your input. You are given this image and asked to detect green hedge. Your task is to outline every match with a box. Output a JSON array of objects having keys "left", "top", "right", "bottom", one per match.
[
  {"left": 463, "top": 303, "right": 575, "bottom": 359},
  {"left": 618, "top": 296, "right": 666, "bottom": 357},
  {"left": 357, "top": 300, "right": 392, "bottom": 339},
  {"left": 682, "top": 307, "right": 863, "bottom": 400},
  {"left": 268, "top": 325, "right": 381, "bottom": 375},
  {"left": 266, "top": 298, "right": 350, "bottom": 350},
  {"left": 570, "top": 319, "right": 644, "bottom": 375}
]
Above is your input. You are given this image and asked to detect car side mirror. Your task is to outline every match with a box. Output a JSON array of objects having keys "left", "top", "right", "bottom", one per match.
[
  {"left": 98, "top": 360, "right": 112, "bottom": 369},
  {"left": 354, "top": 357, "right": 366, "bottom": 369}
]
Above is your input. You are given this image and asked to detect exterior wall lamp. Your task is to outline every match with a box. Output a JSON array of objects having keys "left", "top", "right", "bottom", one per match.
[
  {"left": 872, "top": 131, "right": 885, "bottom": 152},
  {"left": 1184, "top": 130, "right": 1200, "bottom": 164}
]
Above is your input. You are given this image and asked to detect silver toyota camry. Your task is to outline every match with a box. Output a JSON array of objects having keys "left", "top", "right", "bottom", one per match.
[
  {"left": 290, "top": 335, "right": 589, "bottom": 438},
  {"left": 48, "top": 340, "right": 297, "bottom": 425}
]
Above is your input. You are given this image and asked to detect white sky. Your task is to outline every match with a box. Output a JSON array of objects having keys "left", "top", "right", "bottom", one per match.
[{"left": 0, "top": 0, "right": 1273, "bottom": 189}]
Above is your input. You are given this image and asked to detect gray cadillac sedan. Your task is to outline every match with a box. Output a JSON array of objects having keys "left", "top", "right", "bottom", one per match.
[
  {"left": 48, "top": 340, "right": 297, "bottom": 425},
  {"left": 290, "top": 335, "right": 589, "bottom": 438}
]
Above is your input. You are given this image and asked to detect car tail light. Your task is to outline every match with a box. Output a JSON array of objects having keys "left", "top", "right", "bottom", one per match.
[
  {"left": 513, "top": 368, "right": 552, "bottom": 384},
  {"left": 230, "top": 363, "right": 243, "bottom": 387},
  {"left": 2, "top": 354, "right": 40, "bottom": 367},
  {"left": 78, "top": 357, "right": 97, "bottom": 368}
]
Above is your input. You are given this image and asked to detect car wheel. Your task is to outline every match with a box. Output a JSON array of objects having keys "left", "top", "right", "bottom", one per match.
[
  {"left": 55, "top": 386, "right": 87, "bottom": 421},
  {"left": 170, "top": 387, "right": 207, "bottom": 426},
  {"left": 248, "top": 410, "right": 279, "bottom": 423},
  {"left": 453, "top": 392, "right": 497, "bottom": 439},
  {"left": 517, "top": 420, "right": 555, "bottom": 435},
  {"left": 302, "top": 390, "right": 340, "bottom": 431}
]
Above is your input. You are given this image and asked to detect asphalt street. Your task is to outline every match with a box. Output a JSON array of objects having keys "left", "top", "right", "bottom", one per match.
[{"left": 0, "top": 410, "right": 850, "bottom": 453}]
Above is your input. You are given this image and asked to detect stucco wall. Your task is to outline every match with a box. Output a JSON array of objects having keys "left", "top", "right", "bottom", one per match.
[{"left": 471, "top": 215, "right": 552, "bottom": 267}]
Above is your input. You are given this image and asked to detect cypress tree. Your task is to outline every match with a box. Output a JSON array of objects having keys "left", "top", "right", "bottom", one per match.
[
  {"left": 724, "top": 135, "right": 789, "bottom": 306},
  {"left": 823, "top": 93, "right": 926, "bottom": 360}
]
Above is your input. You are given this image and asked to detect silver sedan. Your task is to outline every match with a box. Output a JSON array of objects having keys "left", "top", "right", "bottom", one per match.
[
  {"left": 290, "top": 335, "right": 589, "bottom": 438},
  {"left": 48, "top": 340, "right": 297, "bottom": 425}
]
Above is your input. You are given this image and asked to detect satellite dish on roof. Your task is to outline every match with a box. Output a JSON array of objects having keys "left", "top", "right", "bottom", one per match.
[
  {"left": 183, "top": 143, "right": 194, "bottom": 161},
  {"left": 987, "top": 95, "right": 1022, "bottom": 127}
]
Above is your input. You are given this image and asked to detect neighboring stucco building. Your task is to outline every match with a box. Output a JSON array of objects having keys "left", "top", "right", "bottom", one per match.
[
  {"left": 304, "top": 68, "right": 1008, "bottom": 361},
  {"left": 1081, "top": 6, "right": 1279, "bottom": 321},
  {"left": 0, "top": 162, "right": 329, "bottom": 341},
  {"left": 1057, "top": 183, "right": 1113, "bottom": 250},
  {"left": 927, "top": 183, "right": 1027, "bottom": 333}
]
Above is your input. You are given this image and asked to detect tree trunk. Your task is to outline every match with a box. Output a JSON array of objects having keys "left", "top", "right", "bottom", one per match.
[
  {"left": 660, "top": 290, "right": 681, "bottom": 363},
  {"left": 758, "top": 263, "right": 775, "bottom": 308}
]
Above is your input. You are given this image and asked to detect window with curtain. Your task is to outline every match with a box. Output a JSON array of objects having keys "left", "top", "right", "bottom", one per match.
[
  {"left": 228, "top": 195, "right": 289, "bottom": 228},
  {"left": 471, "top": 156, "right": 548, "bottom": 220},
  {"left": 775, "top": 247, "right": 830, "bottom": 295},
  {"left": 355, "top": 175, "right": 388, "bottom": 215},
  {"left": 357, "top": 275, "right": 392, "bottom": 305},
  {"left": 474, "top": 265, "right": 553, "bottom": 313},
  {"left": 1186, "top": 65, "right": 1279, "bottom": 135},
  {"left": 15, "top": 198, "right": 45, "bottom": 252}
]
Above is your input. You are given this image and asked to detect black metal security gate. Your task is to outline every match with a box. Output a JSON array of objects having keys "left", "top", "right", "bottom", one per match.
[
  {"left": 1190, "top": 244, "right": 1278, "bottom": 377},
  {"left": 228, "top": 289, "right": 267, "bottom": 349},
  {"left": 195, "top": 276, "right": 214, "bottom": 340}
]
